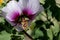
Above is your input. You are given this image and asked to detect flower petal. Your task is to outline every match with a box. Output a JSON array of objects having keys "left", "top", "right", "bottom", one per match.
[
  {"left": 14, "top": 23, "right": 23, "bottom": 32},
  {"left": 18, "top": 0, "right": 29, "bottom": 9},
  {"left": 27, "top": 0, "right": 44, "bottom": 14},
  {"left": 6, "top": 11, "right": 20, "bottom": 21},
  {"left": 6, "top": 18, "right": 17, "bottom": 26},
  {"left": 22, "top": 8, "right": 34, "bottom": 20},
  {"left": 2, "top": 0, "right": 21, "bottom": 17},
  {"left": 2, "top": 0, "right": 21, "bottom": 26}
]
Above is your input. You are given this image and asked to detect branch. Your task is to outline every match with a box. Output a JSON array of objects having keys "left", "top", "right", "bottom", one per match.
[{"left": 22, "top": 30, "right": 33, "bottom": 40}]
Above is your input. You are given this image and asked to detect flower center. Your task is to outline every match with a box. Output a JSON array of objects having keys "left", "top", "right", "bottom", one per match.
[{"left": 21, "top": 18, "right": 28, "bottom": 30}]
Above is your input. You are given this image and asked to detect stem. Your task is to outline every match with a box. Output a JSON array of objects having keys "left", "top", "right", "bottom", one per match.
[{"left": 22, "top": 30, "right": 33, "bottom": 40}]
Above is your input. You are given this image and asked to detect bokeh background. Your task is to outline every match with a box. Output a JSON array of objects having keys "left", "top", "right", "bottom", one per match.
[{"left": 0, "top": 0, "right": 60, "bottom": 40}]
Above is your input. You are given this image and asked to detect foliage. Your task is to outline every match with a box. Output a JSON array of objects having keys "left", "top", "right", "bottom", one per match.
[{"left": 0, "top": 0, "right": 60, "bottom": 40}]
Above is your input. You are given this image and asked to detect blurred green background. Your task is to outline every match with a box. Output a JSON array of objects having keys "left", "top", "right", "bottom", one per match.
[{"left": 0, "top": 0, "right": 60, "bottom": 40}]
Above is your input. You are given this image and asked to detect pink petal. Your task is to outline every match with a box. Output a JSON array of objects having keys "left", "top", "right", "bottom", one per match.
[
  {"left": 27, "top": 0, "right": 44, "bottom": 14},
  {"left": 6, "top": 11, "right": 20, "bottom": 21},
  {"left": 22, "top": 8, "right": 35, "bottom": 20},
  {"left": 2, "top": 0, "right": 22, "bottom": 26}
]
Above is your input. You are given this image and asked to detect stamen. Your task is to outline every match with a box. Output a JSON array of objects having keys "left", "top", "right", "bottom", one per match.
[{"left": 21, "top": 18, "right": 28, "bottom": 30}]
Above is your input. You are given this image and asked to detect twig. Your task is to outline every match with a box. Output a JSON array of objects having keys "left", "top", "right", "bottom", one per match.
[{"left": 22, "top": 30, "right": 33, "bottom": 40}]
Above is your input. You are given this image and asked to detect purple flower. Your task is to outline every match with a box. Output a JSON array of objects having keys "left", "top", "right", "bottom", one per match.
[{"left": 2, "top": 0, "right": 44, "bottom": 31}]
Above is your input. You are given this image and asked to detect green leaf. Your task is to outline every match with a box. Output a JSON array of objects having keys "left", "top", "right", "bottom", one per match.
[
  {"left": 30, "top": 22, "right": 36, "bottom": 30},
  {"left": 0, "top": 31, "right": 11, "bottom": 40},
  {"left": 47, "top": 29, "right": 53, "bottom": 40},
  {"left": 36, "top": 11, "right": 47, "bottom": 21},
  {"left": 34, "top": 28, "right": 44, "bottom": 38},
  {"left": 0, "top": 17, "right": 5, "bottom": 23},
  {"left": 39, "top": 0, "right": 45, "bottom": 4},
  {"left": 40, "top": 11, "right": 47, "bottom": 21},
  {"left": 56, "top": 0, "right": 60, "bottom": 8},
  {"left": 58, "top": 33, "right": 60, "bottom": 40},
  {"left": 47, "top": 9, "right": 52, "bottom": 19},
  {"left": 50, "top": 18, "right": 60, "bottom": 36}
]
